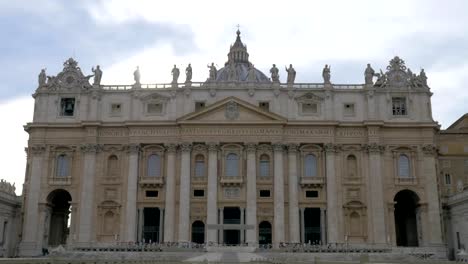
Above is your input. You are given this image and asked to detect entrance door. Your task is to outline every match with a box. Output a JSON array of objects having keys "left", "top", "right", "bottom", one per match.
[
  {"left": 304, "top": 208, "right": 321, "bottom": 244},
  {"left": 394, "top": 190, "right": 420, "bottom": 247},
  {"left": 259, "top": 221, "right": 272, "bottom": 245},
  {"left": 143, "top": 208, "right": 160, "bottom": 243},
  {"left": 46, "top": 189, "right": 72, "bottom": 246},
  {"left": 223, "top": 207, "right": 241, "bottom": 245},
  {"left": 191, "top": 221, "right": 205, "bottom": 244}
]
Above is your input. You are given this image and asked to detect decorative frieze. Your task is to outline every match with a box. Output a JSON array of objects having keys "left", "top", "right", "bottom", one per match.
[
  {"left": 257, "top": 144, "right": 272, "bottom": 153},
  {"left": 192, "top": 144, "right": 207, "bottom": 152},
  {"left": 324, "top": 143, "right": 340, "bottom": 153},
  {"left": 207, "top": 142, "right": 219, "bottom": 152}
]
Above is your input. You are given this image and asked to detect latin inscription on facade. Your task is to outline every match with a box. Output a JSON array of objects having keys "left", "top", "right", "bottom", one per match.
[{"left": 224, "top": 187, "right": 240, "bottom": 199}]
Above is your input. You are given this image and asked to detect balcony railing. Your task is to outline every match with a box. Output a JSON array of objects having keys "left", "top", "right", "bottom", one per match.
[
  {"left": 48, "top": 176, "right": 72, "bottom": 186},
  {"left": 220, "top": 176, "right": 243, "bottom": 186},
  {"left": 394, "top": 177, "right": 418, "bottom": 185},
  {"left": 300, "top": 177, "right": 326, "bottom": 188},
  {"left": 139, "top": 176, "right": 164, "bottom": 187}
]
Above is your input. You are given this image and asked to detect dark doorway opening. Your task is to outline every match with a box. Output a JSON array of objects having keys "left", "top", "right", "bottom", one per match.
[
  {"left": 394, "top": 190, "right": 420, "bottom": 247},
  {"left": 46, "top": 189, "right": 72, "bottom": 246},
  {"left": 191, "top": 221, "right": 205, "bottom": 244},
  {"left": 223, "top": 207, "right": 240, "bottom": 245},
  {"left": 304, "top": 208, "right": 321, "bottom": 244},
  {"left": 259, "top": 221, "right": 272, "bottom": 245},
  {"left": 143, "top": 207, "right": 160, "bottom": 243}
]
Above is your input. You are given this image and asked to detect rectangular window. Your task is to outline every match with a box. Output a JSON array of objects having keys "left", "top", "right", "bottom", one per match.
[
  {"left": 259, "top": 190, "right": 270, "bottom": 197},
  {"left": 60, "top": 98, "right": 75, "bottom": 116},
  {"left": 343, "top": 103, "right": 355, "bottom": 116},
  {"left": 306, "top": 190, "right": 319, "bottom": 198},
  {"left": 147, "top": 103, "right": 163, "bottom": 114},
  {"left": 302, "top": 103, "right": 318, "bottom": 114},
  {"left": 445, "top": 173, "right": 451, "bottom": 185},
  {"left": 195, "top": 101, "right": 206, "bottom": 111},
  {"left": 110, "top": 103, "right": 122, "bottom": 115},
  {"left": 194, "top": 189, "right": 205, "bottom": 197},
  {"left": 392, "top": 97, "right": 407, "bottom": 116},
  {"left": 259, "top": 102, "right": 269, "bottom": 111},
  {"left": 145, "top": 190, "right": 158, "bottom": 197}
]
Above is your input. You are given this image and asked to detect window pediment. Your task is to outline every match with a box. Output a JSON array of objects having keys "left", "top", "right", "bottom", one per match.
[
  {"left": 140, "top": 92, "right": 170, "bottom": 103},
  {"left": 295, "top": 92, "right": 324, "bottom": 103}
]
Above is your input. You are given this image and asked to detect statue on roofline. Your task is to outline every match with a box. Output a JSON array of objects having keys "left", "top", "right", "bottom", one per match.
[
  {"left": 134, "top": 66, "right": 141, "bottom": 85},
  {"left": 285, "top": 64, "right": 296, "bottom": 84},
  {"left": 322, "top": 64, "right": 331, "bottom": 84},
  {"left": 171, "top": 65, "right": 180, "bottom": 84},
  {"left": 364, "top": 64, "right": 375, "bottom": 85},
  {"left": 185, "top": 63, "right": 192, "bottom": 83},
  {"left": 270, "top": 64, "right": 279, "bottom": 82},
  {"left": 91, "top": 65, "right": 102, "bottom": 85},
  {"left": 207, "top": 63, "right": 217, "bottom": 81},
  {"left": 38, "top": 69, "right": 47, "bottom": 87}
]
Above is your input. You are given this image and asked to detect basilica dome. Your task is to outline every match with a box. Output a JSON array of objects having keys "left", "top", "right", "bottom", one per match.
[{"left": 214, "top": 30, "right": 270, "bottom": 83}]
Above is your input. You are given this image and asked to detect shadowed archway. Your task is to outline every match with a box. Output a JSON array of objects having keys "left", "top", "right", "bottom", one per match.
[
  {"left": 46, "top": 189, "right": 72, "bottom": 246},
  {"left": 394, "top": 190, "right": 420, "bottom": 247}
]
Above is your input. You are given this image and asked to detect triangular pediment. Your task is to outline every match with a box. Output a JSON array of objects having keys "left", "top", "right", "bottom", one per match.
[
  {"left": 446, "top": 114, "right": 468, "bottom": 131},
  {"left": 177, "top": 96, "right": 287, "bottom": 124},
  {"left": 139, "top": 92, "right": 170, "bottom": 102},
  {"left": 295, "top": 92, "right": 324, "bottom": 102}
]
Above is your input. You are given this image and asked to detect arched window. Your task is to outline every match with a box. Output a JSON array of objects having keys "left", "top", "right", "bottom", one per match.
[
  {"left": 147, "top": 154, "right": 161, "bottom": 177},
  {"left": 304, "top": 154, "right": 317, "bottom": 177},
  {"left": 350, "top": 212, "right": 361, "bottom": 236},
  {"left": 259, "top": 154, "right": 270, "bottom": 177},
  {"left": 398, "top": 154, "right": 410, "bottom": 178},
  {"left": 56, "top": 154, "right": 69, "bottom": 177},
  {"left": 347, "top": 155, "right": 357, "bottom": 178},
  {"left": 104, "top": 211, "right": 115, "bottom": 234},
  {"left": 225, "top": 153, "right": 239, "bottom": 177},
  {"left": 194, "top": 154, "right": 205, "bottom": 177},
  {"left": 107, "top": 155, "right": 119, "bottom": 178}
]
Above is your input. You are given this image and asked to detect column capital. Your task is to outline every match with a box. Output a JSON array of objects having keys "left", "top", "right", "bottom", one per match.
[
  {"left": 364, "top": 143, "right": 385, "bottom": 154},
  {"left": 80, "top": 143, "right": 102, "bottom": 153},
  {"left": 125, "top": 144, "right": 140, "bottom": 154},
  {"left": 30, "top": 145, "right": 46, "bottom": 156},
  {"left": 180, "top": 142, "right": 192, "bottom": 153},
  {"left": 272, "top": 143, "right": 284, "bottom": 152},
  {"left": 245, "top": 143, "right": 257, "bottom": 153},
  {"left": 422, "top": 144, "right": 437, "bottom": 156},
  {"left": 287, "top": 143, "right": 299, "bottom": 153},
  {"left": 165, "top": 143, "right": 178, "bottom": 153},
  {"left": 324, "top": 143, "right": 340, "bottom": 153},
  {"left": 207, "top": 142, "right": 219, "bottom": 152}
]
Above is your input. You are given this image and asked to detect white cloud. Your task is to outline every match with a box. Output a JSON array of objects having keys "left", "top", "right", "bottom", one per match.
[{"left": 0, "top": 96, "right": 34, "bottom": 195}]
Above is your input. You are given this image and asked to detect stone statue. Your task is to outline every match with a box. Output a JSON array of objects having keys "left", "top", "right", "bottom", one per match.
[
  {"left": 171, "top": 65, "right": 180, "bottom": 84},
  {"left": 185, "top": 63, "right": 192, "bottom": 83},
  {"left": 227, "top": 60, "right": 237, "bottom": 81},
  {"left": 322, "top": 64, "right": 331, "bottom": 84},
  {"left": 285, "top": 64, "right": 296, "bottom": 84},
  {"left": 247, "top": 63, "right": 256, "bottom": 82},
  {"left": 364, "top": 64, "right": 375, "bottom": 85},
  {"left": 134, "top": 66, "right": 141, "bottom": 85},
  {"left": 374, "top": 69, "right": 386, "bottom": 87},
  {"left": 207, "top": 63, "right": 217, "bottom": 81},
  {"left": 418, "top": 69, "right": 428, "bottom": 86},
  {"left": 91, "top": 65, "right": 102, "bottom": 85},
  {"left": 38, "top": 69, "right": 46, "bottom": 87},
  {"left": 270, "top": 64, "right": 279, "bottom": 82}
]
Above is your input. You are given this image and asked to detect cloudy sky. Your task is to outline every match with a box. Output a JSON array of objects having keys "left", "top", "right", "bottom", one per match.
[{"left": 1, "top": 0, "right": 467, "bottom": 194}]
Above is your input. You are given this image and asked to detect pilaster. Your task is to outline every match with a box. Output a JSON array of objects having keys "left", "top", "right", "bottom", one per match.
[
  {"left": 206, "top": 142, "right": 219, "bottom": 243},
  {"left": 163, "top": 143, "right": 177, "bottom": 242},
  {"left": 273, "top": 143, "right": 285, "bottom": 246},
  {"left": 178, "top": 143, "right": 192, "bottom": 242},
  {"left": 325, "top": 143, "right": 339, "bottom": 243},
  {"left": 245, "top": 143, "right": 257, "bottom": 245},
  {"left": 287, "top": 143, "right": 300, "bottom": 243},
  {"left": 124, "top": 144, "right": 140, "bottom": 242}
]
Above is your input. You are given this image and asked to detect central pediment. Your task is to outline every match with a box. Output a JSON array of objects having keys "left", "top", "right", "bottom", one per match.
[{"left": 177, "top": 96, "right": 287, "bottom": 124}]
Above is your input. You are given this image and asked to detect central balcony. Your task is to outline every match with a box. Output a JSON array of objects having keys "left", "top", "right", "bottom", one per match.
[
  {"left": 139, "top": 176, "right": 164, "bottom": 188},
  {"left": 394, "top": 177, "right": 418, "bottom": 186},
  {"left": 48, "top": 176, "right": 72, "bottom": 186},
  {"left": 220, "top": 176, "right": 243, "bottom": 187},
  {"left": 300, "top": 177, "right": 326, "bottom": 188}
]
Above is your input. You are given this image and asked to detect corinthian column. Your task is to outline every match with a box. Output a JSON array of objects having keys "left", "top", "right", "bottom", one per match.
[
  {"left": 366, "top": 143, "right": 387, "bottom": 244},
  {"left": 19, "top": 145, "right": 46, "bottom": 256},
  {"left": 178, "top": 143, "right": 192, "bottom": 242},
  {"left": 124, "top": 144, "right": 140, "bottom": 242},
  {"left": 421, "top": 144, "right": 443, "bottom": 245},
  {"left": 164, "top": 144, "right": 177, "bottom": 242},
  {"left": 273, "top": 143, "right": 285, "bottom": 246},
  {"left": 78, "top": 144, "right": 100, "bottom": 243},
  {"left": 206, "top": 143, "right": 219, "bottom": 243},
  {"left": 245, "top": 143, "right": 257, "bottom": 245},
  {"left": 325, "top": 143, "right": 339, "bottom": 243},
  {"left": 287, "top": 143, "right": 300, "bottom": 243}
]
